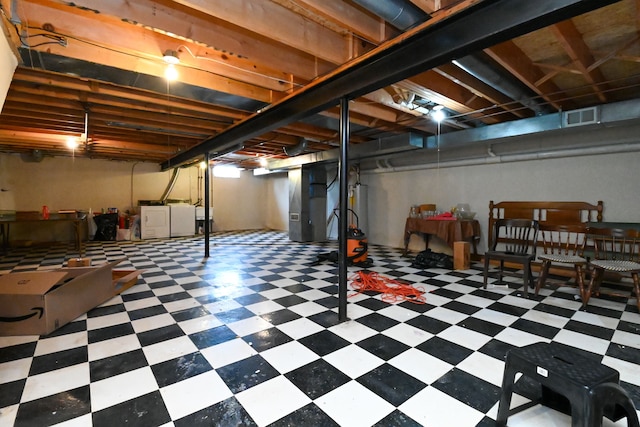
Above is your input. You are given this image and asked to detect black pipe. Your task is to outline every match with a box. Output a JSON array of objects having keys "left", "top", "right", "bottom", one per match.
[
  {"left": 204, "top": 152, "right": 210, "bottom": 258},
  {"left": 338, "top": 97, "right": 349, "bottom": 322}
]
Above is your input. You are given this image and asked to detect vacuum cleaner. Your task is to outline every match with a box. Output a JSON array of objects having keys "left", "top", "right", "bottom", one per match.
[{"left": 312, "top": 209, "right": 372, "bottom": 267}]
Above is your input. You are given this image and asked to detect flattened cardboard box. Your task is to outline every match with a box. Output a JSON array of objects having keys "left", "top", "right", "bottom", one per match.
[{"left": 0, "top": 259, "right": 143, "bottom": 336}]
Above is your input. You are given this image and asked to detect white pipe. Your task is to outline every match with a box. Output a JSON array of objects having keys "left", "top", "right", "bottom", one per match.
[{"left": 362, "top": 142, "right": 640, "bottom": 174}]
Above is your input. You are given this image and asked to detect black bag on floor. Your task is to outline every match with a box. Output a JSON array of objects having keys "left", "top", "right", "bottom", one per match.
[
  {"left": 411, "top": 249, "right": 454, "bottom": 269},
  {"left": 93, "top": 213, "right": 118, "bottom": 241}
]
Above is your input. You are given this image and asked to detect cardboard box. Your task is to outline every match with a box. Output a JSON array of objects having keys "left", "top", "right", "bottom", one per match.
[
  {"left": 0, "top": 260, "right": 143, "bottom": 336},
  {"left": 454, "top": 241, "right": 471, "bottom": 270},
  {"left": 68, "top": 257, "right": 91, "bottom": 267}
]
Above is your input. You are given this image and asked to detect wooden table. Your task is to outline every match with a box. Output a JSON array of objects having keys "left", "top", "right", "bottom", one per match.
[
  {"left": 0, "top": 213, "right": 87, "bottom": 254},
  {"left": 403, "top": 217, "right": 481, "bottom": 255}
]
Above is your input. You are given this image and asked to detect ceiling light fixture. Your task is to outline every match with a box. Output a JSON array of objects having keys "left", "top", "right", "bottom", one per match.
[
  {"left": 162, "top": 50, "right": 180, "bottom": 81},
  {"left": 165, "top": 64, "right": 178, "bottom": 81},
  {"left": 163, "top": 50, "right": 180, "bottom": 65},
  {"left": 432, "top": 105, "right": 446, "bottom": 123},
  {"left": 65, "top": 136, "right": 79, "bottom": 149}
]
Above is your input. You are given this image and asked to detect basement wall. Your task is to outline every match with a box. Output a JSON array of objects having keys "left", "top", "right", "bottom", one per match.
[
  {"left": 360, "top": 150, "right": 640, "bottom": 254},
  {"left": 0, "top": 153, "right": 273, "bottom": 244},
  {"left": 2, "top": 150, "right": 638, "bottom": 253}
]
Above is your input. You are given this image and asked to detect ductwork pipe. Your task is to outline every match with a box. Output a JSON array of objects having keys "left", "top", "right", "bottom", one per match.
[
  {"left": 160, "top": 168, "right": 180, "bottom": 202},
  {"left": 362, "top": 142, "right": 640, "bottom": 174},
  {"left": 351, "top": 0, "right": 428, "bottom": 30},
  {"left": 284, "top": 138, "right": 308, "bottom": 157},
  {"left": 351, "top": 0, "right": 551, "bottom": 117},
  {"left": 453, "top": 55, "right": 553, "bottom": 116}
]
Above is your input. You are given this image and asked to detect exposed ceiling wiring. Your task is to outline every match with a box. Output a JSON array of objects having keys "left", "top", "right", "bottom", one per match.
[{"left": 176, "top": 44, "right": 304, "bottom": 89}]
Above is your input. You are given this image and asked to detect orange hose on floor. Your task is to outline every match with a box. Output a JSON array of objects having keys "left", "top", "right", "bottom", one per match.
[{"left": 349, "top": 271, "right": 426, "bottom": 304}]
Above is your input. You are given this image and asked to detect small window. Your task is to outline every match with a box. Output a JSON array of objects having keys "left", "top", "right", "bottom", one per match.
[{"left": 213, "top": 165, "right": 241, "bottom": 178}]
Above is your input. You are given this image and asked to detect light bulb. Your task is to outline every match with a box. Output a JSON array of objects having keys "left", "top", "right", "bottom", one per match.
[
  {"left": 165, "top": 63, "right": 178, "bottom": 81},
  {"left": 432, "top": 105, "right": 445, "bottom": 123},
  {"left": 66, "top": 136, "right": 79, "bottom": 149}
]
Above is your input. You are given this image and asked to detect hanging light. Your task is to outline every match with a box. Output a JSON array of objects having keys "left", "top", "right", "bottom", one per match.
[
  {"left": 163, "top": 50, "right": 180, "bottom": 65},
  {"left": 164, "top": 64, "right": 178, "bottom": 81},
  {"left": 66, "top": 136, "right": 79, "bottom": 149},
  {"left": 432, "top": 105, "right": 446, "bottom": 123},
  {"left": 162, "top": 50, "right": 180, "bottom": 81}
]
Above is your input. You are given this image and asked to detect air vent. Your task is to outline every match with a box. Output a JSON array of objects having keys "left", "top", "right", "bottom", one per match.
[{"left": 563, "top": 107, "right": 599, "bottom": 127}]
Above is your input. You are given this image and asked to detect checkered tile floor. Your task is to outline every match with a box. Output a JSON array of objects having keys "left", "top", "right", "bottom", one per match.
[{"left": 0, "top": 230, "right": 638, "bottom": 426}]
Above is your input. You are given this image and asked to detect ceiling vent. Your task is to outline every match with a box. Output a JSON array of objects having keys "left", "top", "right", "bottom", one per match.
[{"left": 563, "top": 106, "right": 599, "bottom": 128}]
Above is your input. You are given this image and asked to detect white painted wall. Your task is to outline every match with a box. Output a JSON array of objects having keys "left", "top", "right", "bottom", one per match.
[
  {"left": 263, "top": 172, "right": 289, "bottom": 230},
  {"left": 362, "top": 151, "right": 640, "bottom": 253},
  {"left": 3, "top": 149, "right": 638, "bottom": 251},
  {"left": 0, "top": 153, "right": 273, "bottom": 243}
]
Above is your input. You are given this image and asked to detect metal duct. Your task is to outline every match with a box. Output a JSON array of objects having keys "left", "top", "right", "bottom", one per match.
[
  {"left": 284, "top": 138, "right": 308, "bottom": 157},
  {"left": 160, "top": 168, "right": 180, "bottom": 202},
  {"left": 352, "top": 0, "right": 551, "bottom": 116},
  {"left": 269, "top": 132, "right": 424, "bottom": 170},
  {"left": 20, "top": 149, "right": 44, "bottom": 163},
  {"left": 351, "top": 0, "right": 428, "bottom": 30},
  {"left": 453, "top": 54, "right": 553, "bottom": 116},
  {"left": 362, "top": 142, "right": 640, "bottom": 175}
]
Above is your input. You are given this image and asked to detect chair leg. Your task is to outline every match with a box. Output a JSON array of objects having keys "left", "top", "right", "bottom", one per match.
[
  {"left": 522, "top": 261, "right": 530, "bottom": 298},
  {"left": 584, "top": 267, "right": 602, "bottom": 308},
  {"left": 575, "top": 264, "right": 586, "bottom": 303},
  {"left": 632, "top": 273, "right": 640, "bottom": 312},
  {"left": 535, "top": 260, "right": 551, "bottom": 296},
  {"left": 498, "top": 260, "right": 505, "bottom": 283},
  {"left": 483, "top": 256, "right": 490, "bottom": 289}
]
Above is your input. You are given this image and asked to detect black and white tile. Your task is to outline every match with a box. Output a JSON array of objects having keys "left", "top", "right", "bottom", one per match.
[{"left": 0, "top": 230, "right": 638, "bottom": 426}]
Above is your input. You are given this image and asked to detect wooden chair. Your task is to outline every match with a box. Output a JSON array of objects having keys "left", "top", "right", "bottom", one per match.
[
  {"left": 483, "top": 219, "right": 539, "bottom": 297},
  {"left": 584, "top": 227, "right": 640, "bottom": 311},
  {"left": 535, "top": 223, "right": 588, "bottom": 299}
]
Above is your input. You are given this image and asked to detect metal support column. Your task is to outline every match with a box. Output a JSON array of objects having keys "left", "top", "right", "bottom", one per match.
[
  {"left": 203, "top": 152, "right": 211, "bottom": 258},
  {"left": 338, "top": 97, "right": 349, "bottom": 322}
]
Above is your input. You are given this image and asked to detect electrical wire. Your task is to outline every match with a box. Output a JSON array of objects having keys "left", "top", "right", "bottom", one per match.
[
  {"left": 349, "top": 271, "right": 426, "bottom": 304},
  {"left": 177, "top": 44, "right": 304, "bottom": 88}
]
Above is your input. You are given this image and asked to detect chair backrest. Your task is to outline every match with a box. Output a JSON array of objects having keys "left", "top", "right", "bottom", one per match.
[
  {"left": 490, "top": 218, "right": 540, "bottom": 255},
  {"left": 586, "top": 227, "right": 640, "bottom": 262},
  {"left": 539, "top": 223, "right": 587, "bottom": 257},
  {"left": 488, "top": 201, "right": 603, "bottom": 250}
]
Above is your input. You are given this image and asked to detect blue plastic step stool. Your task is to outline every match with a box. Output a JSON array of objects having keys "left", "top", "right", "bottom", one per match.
[{"left": 496, "top": 341, "right": 639, "bottom": 427}]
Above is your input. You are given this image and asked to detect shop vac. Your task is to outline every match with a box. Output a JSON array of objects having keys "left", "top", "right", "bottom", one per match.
[{"left": 312, "top": 209, "right": 372, "bottom": 267}]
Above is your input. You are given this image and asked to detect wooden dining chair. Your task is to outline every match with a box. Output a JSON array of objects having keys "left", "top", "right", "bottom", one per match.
[
  {"left": 483, "top": 218, "right": 539, "bottom": 297},
  {"left": 535, "top": 223, "right": 588, "bottom": 299},
  {"left": 584, "top": 227, "right": 640, "bottom": 311}
]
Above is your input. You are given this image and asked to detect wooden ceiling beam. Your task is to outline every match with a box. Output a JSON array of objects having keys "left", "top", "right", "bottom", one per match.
[
  {"left": 551, "top": 20, "right": 607, "bottom": 103},
  {"left": 434, "top": 63, "right": 529, "bottom": 119},
  {"left": 408, "top": 0, "right": 461, "bottom": 14},
  {"left": 11, "top": 69, "right": 249, "bottom": 120},
  {"left": 272, "top": 0, "right": 389, "bottom": 44},
  {"left": 404, "top": 71, "right": 506, "bottom": 124},
  {"left": 24, "top": 0, "right": 334, "bottom": 81},
  {"left": 12, "top": 2, "right": 287, "bottom": 101},
  {"left": 485, "top": 41, "right": 568, "bottom": 111},
  {"left": 168, "top": 0, "right": 352, "bottom": 64}
]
